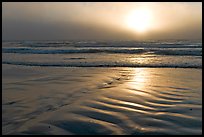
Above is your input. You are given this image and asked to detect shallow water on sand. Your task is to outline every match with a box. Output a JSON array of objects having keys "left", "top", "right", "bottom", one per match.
[{"left": 2, "top": 64, "right": 202, "bottom": 135}]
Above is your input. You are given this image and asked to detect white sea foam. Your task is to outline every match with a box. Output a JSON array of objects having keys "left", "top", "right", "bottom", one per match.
[{"left": 2, "top": 40, "right": 202, "bottom": 69}]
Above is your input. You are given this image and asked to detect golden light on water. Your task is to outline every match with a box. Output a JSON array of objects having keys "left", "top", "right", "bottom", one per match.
[
  {"left": 127, "top": 68, "right": 151, "bottom": 97},
  {"left": 125, "top": 8, "right": 154, "bottom": 33},
  {"left": 133, "top": 68, "right": 147, "bottom": 85}
]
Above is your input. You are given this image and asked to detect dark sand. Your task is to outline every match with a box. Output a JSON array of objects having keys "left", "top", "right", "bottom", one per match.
[{"left": 2, "top": 64, "right": 202, "bottom": 135}]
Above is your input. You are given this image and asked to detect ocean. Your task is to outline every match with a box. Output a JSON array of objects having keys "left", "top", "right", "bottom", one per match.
[
  {"left": 2, "top": 40, "right": 202, "bottom": 68},
  {"left": 2, "top": 40, "right": 202, "bottom": 135}
]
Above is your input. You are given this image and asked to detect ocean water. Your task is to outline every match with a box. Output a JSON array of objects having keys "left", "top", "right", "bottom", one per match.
[
  {"left": 2, "top": 40, "right": 202, "bottom": 135},
  {"left": 2, "top": 40, "right": 202, "bottom": 68}
]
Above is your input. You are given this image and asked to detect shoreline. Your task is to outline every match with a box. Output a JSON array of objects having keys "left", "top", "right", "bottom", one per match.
[
  {"left": 2, "top": 65, "right": 202, "bottom": 135},
  {"left": 2, "top": 63, "right": 202, "bottom": 69}
]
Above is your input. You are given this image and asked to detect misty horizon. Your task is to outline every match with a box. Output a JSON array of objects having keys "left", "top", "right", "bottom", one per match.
[{"left": 2, "top": 2, "right": 202, "bottom": 41}]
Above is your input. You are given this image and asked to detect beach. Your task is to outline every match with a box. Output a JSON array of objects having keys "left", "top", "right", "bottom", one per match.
[
  {"left": 2, "top": 64, "right": 202, "bottom": 135},
  {"left": 2, "top": 2, "right": 202, "bottom": 135}
]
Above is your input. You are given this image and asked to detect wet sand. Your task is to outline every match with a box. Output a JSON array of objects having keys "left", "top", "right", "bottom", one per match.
[{"left": 2, "top": 64, "right": 202, "bottom": 135}]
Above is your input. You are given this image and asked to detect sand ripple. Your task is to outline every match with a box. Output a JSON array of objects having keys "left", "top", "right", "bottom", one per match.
[{"left": 2, "top": 67, "right": 202, "bottom": 135}]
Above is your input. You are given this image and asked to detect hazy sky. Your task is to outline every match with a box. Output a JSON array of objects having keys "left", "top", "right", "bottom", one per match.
[{"left": 2, "top": 2, "right": 202, "bottom": 40}]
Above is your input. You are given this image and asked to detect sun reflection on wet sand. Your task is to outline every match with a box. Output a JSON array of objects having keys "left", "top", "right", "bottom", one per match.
[
  {"left": 126, "top": 68, "right": 152, "bottom": 97},
  {"left": 2, "top": 66, "right": 202, "bottom": 135}
]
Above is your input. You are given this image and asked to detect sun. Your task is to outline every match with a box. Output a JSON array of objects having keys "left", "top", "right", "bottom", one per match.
[{"left": 126, "top": 8, "right": 153, "bottom": 33}]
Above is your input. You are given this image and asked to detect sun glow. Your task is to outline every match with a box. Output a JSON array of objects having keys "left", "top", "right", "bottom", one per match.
[{"left": 126, "top": 8, "right": 153, "bottom": 33}]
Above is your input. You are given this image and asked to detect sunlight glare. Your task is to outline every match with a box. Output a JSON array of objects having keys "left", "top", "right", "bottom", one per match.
[{"left": 126, "top": 8, "right": 153, "bottom": 33}]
